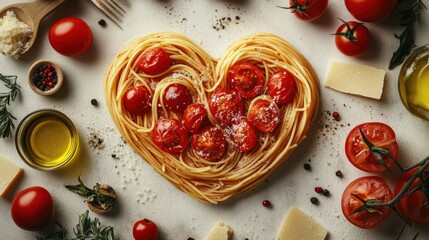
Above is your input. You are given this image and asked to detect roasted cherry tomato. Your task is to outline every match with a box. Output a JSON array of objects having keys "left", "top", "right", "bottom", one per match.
[
  {"left": 123, "top": 86, "right": 152, "bottom": 115},
  {"left": 138, "top": 47, "right": 172, "bottom": 75},
  {"left": 395, "top": 166, "right": 429, "bottom": 224},
  {"left": 209, "top": 88, "right": 243, "bottom": 125},
  {"left": 341, "top": 176, "right": 393, "bottom": 229},
  {"left": 267, "top": 70, "right": 297, "bottom": 106},
  {"left": 345, "top": 122, "right": 399, "bottom": 173},
  {"left": 281, "top": 0, "right": 329, "bottom": 21},
  {"left": 227, "top": 62, "right": 265, "bottom": 99},
  {"left": 335, "top": 20, "right": 371, "bottom": 57},
  {"left": 227, "top": 118, "right": 258, "bottom": 152},
  {"left": 152, "top": 118, "right": 188, "bottom": 153},
  {"left": 48, "top": 17, "right": 92, "bottom": 56},
  {"left": 133, "top": 218, "right": 159, "bottom": 240},
  {"left": 247, "top": 98, "right": 280, "bottom": 133},
  {"left": 11, "top": 186, "right": 55, "bottom": 231},
  {"left": 191, "top": 126, "right": 227, "bottom": 161},
  {"left": 162, "top": 84, "right": 193, "bottom": 112},
  {"left": 345, "top": 0, "right": 397, "bottom": 22},
  {"left": 183, "top": 103, "right": 208, "bottom": 133}
]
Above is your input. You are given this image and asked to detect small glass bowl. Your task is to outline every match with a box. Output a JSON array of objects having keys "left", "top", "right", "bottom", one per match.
[
  {"left": 15, "top": 109, "right": 79, "bottom": 171},
  {"left": 28, "top": 59, "right": 64, "bottom": 96}
]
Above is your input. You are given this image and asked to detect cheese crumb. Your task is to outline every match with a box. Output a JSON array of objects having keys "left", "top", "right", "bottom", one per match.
[{"left": 0, "top": 11, "right": 33, "bottom": 59}]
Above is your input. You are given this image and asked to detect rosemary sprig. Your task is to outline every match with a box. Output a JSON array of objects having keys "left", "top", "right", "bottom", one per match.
[
  {"left": 0, "top": 73, "right": 20, "bottom": 138},
  {"left": 389, "top": 0, "right": 427, "bottom": 69},
  {"left": 36, "top": 222, "right": 67, "bottom": 240}
]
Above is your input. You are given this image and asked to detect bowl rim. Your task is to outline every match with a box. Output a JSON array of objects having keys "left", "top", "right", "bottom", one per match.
[{"left": 28, "top": 59, "right": 64, "bottom": 96}]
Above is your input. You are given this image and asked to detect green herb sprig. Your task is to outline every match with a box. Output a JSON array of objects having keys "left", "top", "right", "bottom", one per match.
[
  {"left": 389, "top": 0, "right": 427, "bottom": 69},
  {"left": 0, "top": 73, "right": 20, "bottom": 138}
]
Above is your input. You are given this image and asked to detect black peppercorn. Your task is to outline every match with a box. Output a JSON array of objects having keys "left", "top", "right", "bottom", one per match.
[
  {"left": 336, "top": 170, "right": 343, "bottom": 178},
  {"left": 304, "top": 163, "right": 311, "bottom": 171},
  {"left": 98, "top": 19, "right": 106, "bottom": 27},
  {"left": 310, "top": 197, "right": 319, "bottom": 205},
  {"left": 91, "top": 99, "right": 98, "bottom": 106}
]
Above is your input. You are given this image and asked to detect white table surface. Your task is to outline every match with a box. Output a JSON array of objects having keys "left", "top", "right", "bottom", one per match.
[{"left": 1, "top": 0, "right": 429, "bottom": 239}]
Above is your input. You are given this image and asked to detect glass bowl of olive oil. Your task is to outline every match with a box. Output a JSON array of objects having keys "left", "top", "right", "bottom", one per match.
[
  {"left": 398, "top": 45, "right": 429, "bottom": 121},
  {"left": 15, "top": 109, "right": 79, "bottom": 171}
]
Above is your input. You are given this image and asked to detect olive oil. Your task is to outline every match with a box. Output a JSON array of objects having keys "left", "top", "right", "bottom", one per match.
[{"left": 399, "top": 46, "right": 429, "bottom": 121}]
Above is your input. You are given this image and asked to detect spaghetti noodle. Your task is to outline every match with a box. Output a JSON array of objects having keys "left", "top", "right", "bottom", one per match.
[{"left": 104, "top": 32, "right": 319, "bottom": 203}]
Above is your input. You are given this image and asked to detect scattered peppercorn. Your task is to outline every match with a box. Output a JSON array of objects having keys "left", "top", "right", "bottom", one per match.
[
  {"left": 310, "top": 197, "right": 319, "bottom": 205},
  {"left": 333, "top": 111, "right": 340, "bottom": 121},
  {"left": 111, "top": 154, "right": 117, "bottom": 158},
  {"left": 315, "top": 187, "right": 323, "bottom": 193},
  {"left": 303, "top": 163, "right": 311, "bottom": 171},
  {"left": 262, "top": 200, "right": 272, "bottom": 207},
  {"left": 336, "top": 170, "right": 343, "bottom": 178},
  {"left": 322, "top": 189, "right": 330, "bottom": 197},
  {"left": 32, "top": 63, "right": 58, "bottom": 91},
  {"left": 98, "top": 19, "right": 106, "bottom": 27},
  {"left": 91, "top": 99, "right": 98, "bottom": 106},
  {"left": 187, "top": 238, "right": 195, "bottom": 240}
]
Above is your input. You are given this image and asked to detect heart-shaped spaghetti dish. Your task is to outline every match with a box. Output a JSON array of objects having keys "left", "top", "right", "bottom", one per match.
[{"left": 104, "top": 32, "right": 319, "bottom": 203}]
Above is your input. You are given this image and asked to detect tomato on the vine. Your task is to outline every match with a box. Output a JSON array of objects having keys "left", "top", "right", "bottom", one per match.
[
  {"left": 49, "top": 17, "right": 93, "bottom": 56},
  {"left": 334, "top": 20, "right": 371, "bottom": 57},
  {"left": 345, "top": 122, "right": 399, "bottom": 173},
  {"left": 183, "top": 103, "right": 208, "bottom": 133},
  {"left": 345, "top": 0, "right": 397, "bottom": 22},
  {"left": 279, "top": 0, "right": 329, "bottom": 21},
  {"left": 395, "top": 166, "right": 429, "bottom": 224},
  {"left": 227, "top": 62, "right": 265, "bottom": 99},
  {"left": 247, "top": 98, "right": 280, "bottom": 133},
  {"left": 133, "top": 218, "right": 159, "bottom": 240},
  {"left": 138, "top": 47, "right": 172, "bottom": 75},
  {"left": 152, "top": 118, "right": 188, "bottom": 153},
  {"left": 11, "top": 186, "right": 55, "bottom": 231},
  {"left": 162, "top": 84, "right": 193, "bottom": 112},
  {"left": 209, "top": 88, "right": 243, "bottom": 125},
  {"left": 123, "top": 86, "right": 152, "bottom": 115},
  {"left": 267, "top": 69, "right": 297, "bottom": 106},
  {"left": 341, "top": 176, "right": 393, "bottom": 229},
  {"left": 227, "top": 118, "right": 258, "bottom": 152},
  {"left": 191, "top": 126, "right": 226, "bottom": 161}
]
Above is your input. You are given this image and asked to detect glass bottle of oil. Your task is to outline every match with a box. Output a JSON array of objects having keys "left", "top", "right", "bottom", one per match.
[{"left": 398, "top": 45, "right": 429, "bottom": 121}]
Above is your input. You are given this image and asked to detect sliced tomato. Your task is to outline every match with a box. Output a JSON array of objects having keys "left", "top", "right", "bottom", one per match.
[
  {"left": 123, "top": 86, "right": 152, "bottom": 115},
  {"left": 247, "top": 98, "right": 280, "bottom": 133},
  {"left": 267, "top": 70, "right": 296, "bottom": 106},
  {"left": 182, "top": 103, "right": 208, "bottom": 133},
  {"left": 341, "top": 176, "right": 393, "bottom": 229},
  {"left": 227, "top": 62, "right": 265, "bottom": 99},
  {"left": 162, "top": 84, "right": 193, "bottom": 112},
  {"left": 138, "top": 47, "right": 172, "bottom": 75},
  {"left": 191, "top": 126, "right": 226, "bottom": 161},
  {"left": 152, "top": 118, "right": 188, "bottom": 153},
  {"left": 227, "top": 118, "right": 258, "bottom": 152},
  {"left": 209, "top": 88, "right": 243, "bottom": 126},
  {"left": 395, "top": 166, "right": 429, "bottom": 224},
  {"left": 345, "top": 122, "right": 399, "bottom": 173}
]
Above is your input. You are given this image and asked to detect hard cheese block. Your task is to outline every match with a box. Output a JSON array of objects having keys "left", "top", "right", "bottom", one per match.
[
  {"left": 204, "top": 222, "right": 233, "bottom": 240},
  {"left": 277, "top": 207, "right": 327, "bottom": 240},
  {"left": 325, "top": 61, "right": 386, "bottom": 99},
  {"left": 0, "top": 155, "right": 23, "bottom": 198}
]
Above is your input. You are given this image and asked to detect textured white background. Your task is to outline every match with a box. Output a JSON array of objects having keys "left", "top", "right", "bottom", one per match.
[{"left": 1, "top": 0, "right": 429, "bottom": 239}]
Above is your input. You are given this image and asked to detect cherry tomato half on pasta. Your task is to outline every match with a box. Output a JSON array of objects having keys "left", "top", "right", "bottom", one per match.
[
  {"left": 123, "top": 86, "right": 152, "bottom": 115},
  {"left": 335, "top": 20, "right": 371, "bottom": 57},
  {"left": 133, "top": 218, "right": 159, "bottom": 240},
  {"left": 227, "top": 118, "right": 258, "bottom": 152},
  {"left": 182, "top": 103, "right": 208, "bottom": 133},
  {"left": 152, "top": 118, "right": 188, "bottom": 153},
  {"left": 345, "top": 122, "right": 399, "bottom": 173},
  {"left": 162, "top": 84, "right": 193, "bottom": 113},
  {"left": 280, "top": 0, "right": 329, "bottom": 21},
  {"left": 395, "top": 166, "right": 429, "bottom": 224},
  {"left": 209, "top": 88, "right": 244, "bottom": 126},
  {"left": 191, "top": 126, "right": 227, "bottom": 161},
  {"left": 267, "top": 69, "right": 297, "bottom": 106},
  {"left": 227, "top": 62, "right": 265, "bottom": 99},
  {"left": 11, "top": 186, "right": 55, "bottom": 231},
  {"left": 345, "top": 0, "right": 397, "bottom": 22},
  {"left": 341, "top": 176, "right": 393, "bottom": 229},
  {"left": 247, "top": 98, "right": 280, "bottom": 133},
  {"left": 138, "top": 47, "right": 172, "bottom": 75},
  {"left": 49, "top": 17, "right": 93, "bottom": 56}
]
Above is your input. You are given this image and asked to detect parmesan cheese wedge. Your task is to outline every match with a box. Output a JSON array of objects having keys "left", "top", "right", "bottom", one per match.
[
  {"left": 0, "top": 155, "right": 23, "bottom": 198},
  {"left": 204, "top": 222, "right": 233, "bottom": 240},
  {"left": 324, "top": 61, "right": 386, "bottom": 99},
  {"left": 277, "top": 207, "right": 328, "bottom": 240}
]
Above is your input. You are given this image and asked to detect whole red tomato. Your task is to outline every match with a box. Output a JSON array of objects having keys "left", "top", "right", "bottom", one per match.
[
  {"left": 11, "top": 186, "right": 55, "bottom": 231},
  {"left": 138, "top": 47, "right": 172, "bottom": 75},
  {"left": 279, "top": 0, "right": 329, "bottom": 21},
  {"left": 345, "top": 0, "right": 397, "bottom": 22},
  {"left": 123, "top": 86, "right": 152, "bottom": 115},
  {"left": 49, "top": 17, "right": 93, "bottom": 56},
  {"left": 341, "top": 176, "right": 393, "bottom": 229},
  {"left": 133, "top": 218, "right": 159, "bottom": 240},
  {"left": 335, "top": 20, "right": 371, "bottom": 57}
]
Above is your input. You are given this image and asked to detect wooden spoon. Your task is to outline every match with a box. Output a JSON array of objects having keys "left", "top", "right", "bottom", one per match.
[{"left": 0, "top": 0, "right": 66, "bottom": 55}]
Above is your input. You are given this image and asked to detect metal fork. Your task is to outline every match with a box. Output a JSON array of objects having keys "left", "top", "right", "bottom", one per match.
[{"left": 90, "top": 0, "right": 126, "bottom": 29}]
